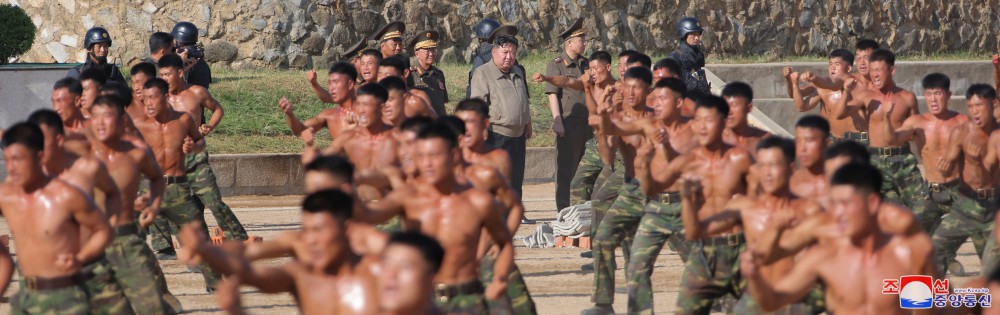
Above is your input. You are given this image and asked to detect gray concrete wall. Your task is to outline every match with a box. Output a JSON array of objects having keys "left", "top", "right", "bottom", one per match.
[
  {"left": 708, "top": 61, "right": 995, "bottom": 100},
  {"left": 0, "top": 64, "right": 78, "bottom": 129},
  {"left": 210, "top": 147, "right": 557, "bottom": 196}
]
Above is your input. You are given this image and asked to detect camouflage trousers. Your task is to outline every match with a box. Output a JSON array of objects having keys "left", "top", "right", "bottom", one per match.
[
  {"left": 733, "top": 286, "right": 823, "bottom": 315},
  {"left": 152, "top": 152, "right": 248, "bottom": 252},
  {"left": 592, "top": 176, "right": 644, "bottom": 304},
  {"left": 626, "top": 196, "right": 692, "bottom": 314},
  {"left": 569, "top": 137, "right": 604, "bottom": 207},
  {"left": 11, "top": 283, "right": 90, "bottom": 315},
  {"left": 153, "top": 181, "right": 221, "bottom": 289},
  {"left": 82, "top": 257, "right": 134, "bottom": 315},
  {"left": 676, "top": 233, "right": 746, "bottom": 315},
  {"left": 479, "top": 253, "right": 537, "bottom": 315},
  {"left": 434, "top": 281, "right": 489, "bottom": 315},
  {"left": 106, "top": 226, "right": 178, "bottom": 315},
  {"left": 931, "top": 187, "right": 999, "bottom": 273},
  {"left": 870, "top": 148, "right": 929, "bottom": 222},
  {"left": 923, "top": 180, "right": 969, "bottom": 235}
]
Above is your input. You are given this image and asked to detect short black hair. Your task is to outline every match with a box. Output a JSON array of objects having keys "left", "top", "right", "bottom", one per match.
[
  {"left": 387, "top": 232, "right": 446, "bottom": 274},
  {"left": 417, "top": 122, "right": 459, "bottom": 150},
  {"left": 868, "top": 49, "right": 895, "bottom": 67},
  {"left": 823, "top": 140, "right": 870, "bottom": 164},
  {"left": 795, "top": 115, "right": 831, "bottom": 137},
  {"left": 828, "top": 49, "right": 855, "bottom": 65},
  {"left": 966, "top": 84, "right": 997, "bottom": 101},
  {"left": 360, "top": 49, "right": 383, "bottom": 62},
  {"left": 653, "top": 77, "right": 686, "bottom": 99},
  {"left": 653, "top": 58, "right": 681, "bottom": 77},
  {"left": 1, "top": 122, "right": 45, "bottom": 152},
  {"left": 623, "top": 67, "right": 653, "bottom": 86},
  {"left": 494, "top": 35, "right": 519, "bottom": 48},
  {"left": 79, "top": 67, "right": 107, "bottom": 86},
  {"left": 855, "top": 39, "right": 880, "bottom": 51},
  {"left": 589, "top": 51, "right": 612, "bottom": 65},
  {"left": 454, "top": 98, "right": 490, "bottom": 119},
  {"left": 379, "top": 54, "right": 409, "bottom": 75},
  {"left": 100, "top": 82, "right": 133, "bottom": 107},
  {"left": 439, "top": 115, "right": 467, "bottom": 138},
  {"left": 695, "top": 94, "right": 729, "bottom": 119},
  {"left": 28, "top": 109, "right": 65, "bottom": 135},
  {"left": 399, "top": 116, "right": 434, "bottom": 134},
  {"left": 157, "top": 53, "right": 185, "bottom": 70},
  {"left": 53, "top": 77, "right": 83, "bottom": 95},
  {"left": 143, "top": 78, "right": 170, "bottom": 95},
  {"left": 378, "top": 76, "right": 408, "bottom": 93},
  {"left": 91, "top": 95, "right": 128, "bottom": 117},
  {"left": 921, "top": 73, "right": 950, "bottom": 91},
  {"left": 831, "top": 162, "right": 882, "bottom": 196},
  {"left": 626, "top": 53, "right": 652, "bottom": 69},
  {"left": 149, "top": 32, "right": 174, "bottom": 54},
  {"left": 618, "top": 49, "right": 640, "bottom": 60},
  {"left": 328, "top": 61, "right": 359, "bottom": 82},
  {"left": 756, "top": 136, "right": 795, "bottom": 164},
  {"left": 301, "top": 189, "right": 353, "bottom": 223},
  {"left": 356, "top": 83, "right": 388, "bottom": 104},
  {"left": 304, "top": 155, "right": 355, "bottom": 184},
  {"left": 130, "top": 62, "right": 157, "bottom": 78},
  {"left": 721, "top": 81, "right": 754, "bottom": 103}
]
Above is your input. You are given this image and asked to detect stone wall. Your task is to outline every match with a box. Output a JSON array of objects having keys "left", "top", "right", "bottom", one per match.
[{"left": 12, "top": 0, "right": 1000, "bottom": 70}]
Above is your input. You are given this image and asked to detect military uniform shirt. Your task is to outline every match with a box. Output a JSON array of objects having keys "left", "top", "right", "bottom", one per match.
[{"left": 544, "top": 52, "right": 589, "bottom": 120}]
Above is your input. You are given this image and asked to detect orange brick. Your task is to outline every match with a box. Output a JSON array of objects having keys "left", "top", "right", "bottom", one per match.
[
  {"left": 578, "top": 236, "right": 591, "bottom": 250},
  {"left": 211, "top": 236, "right": 224, "bottom": 245},
  {"left": 554, "top": 236, "right": 566, "bottom": 248},
  {"left": 209, "top": 227, "right": 223, "bottom": 237}
]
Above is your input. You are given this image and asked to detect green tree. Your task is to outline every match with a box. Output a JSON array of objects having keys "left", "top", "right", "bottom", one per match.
[{"left": 0, "top": 4, "right": 35, "bottom": 65}]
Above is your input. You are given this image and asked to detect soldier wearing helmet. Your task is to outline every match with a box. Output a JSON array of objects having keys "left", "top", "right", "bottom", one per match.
[
  {"left": 171, "top": 21, "right": 213, "bottom": 89},
  {"left": 66, "top": 27, "right": 126, "bottom": 84},
  {"left": 667, "top": 17, "right": 711, "bottom": 95},
  {"left": 466, "top": 18, "right": 501, "bottom": 98}
]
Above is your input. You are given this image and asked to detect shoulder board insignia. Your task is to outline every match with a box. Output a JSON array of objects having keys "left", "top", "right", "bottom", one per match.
[{"left": 553, "top": 57, "right": 563, "bottom": 63}]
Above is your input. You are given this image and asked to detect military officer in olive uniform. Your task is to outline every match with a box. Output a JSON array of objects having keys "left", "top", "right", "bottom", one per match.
[
  {"left": 545, "top": 17, "right": 592, "bottom": 211},
  {"left": 407, "top": 31, "right": 449, "bottom": 116},
  {"left": 373, "top": 21, "right": 406, "bottom": 58}
]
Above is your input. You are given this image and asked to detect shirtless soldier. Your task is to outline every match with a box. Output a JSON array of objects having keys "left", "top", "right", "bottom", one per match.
[
  {"left": 837, "top": 49, "right": 928, "bottom": 225},
  {"left": 150, "top": 54, "right": 248, "bottom": 259},
  {"left": 786, "top": 49, "right": 868, "bottom": 143},
  {"left": 789, "top": 115, "right": 831, "bottom": 199},
  {"left": 741, "top": 162, "right": 937, "bottom": 314},
  {"left": 131, "top": 78, "right": 220, "bottom": 290},
  {"left": 51, "top": 78, "right": 88, "bottom": 135},
  {"left": 0, "top": 123, "right": 113, "bottom": 314},
  {"left": 378, "top": 76, "right": 435, "bottom": 127},
  {"left": 280, "top": 62, "right": 358, "bottom": 139},
  {"left": 645, "top": 96, "right": 755, "bottom": 314},
  {"left": 358, "top": 123, "right": 515, "bottom": 313},
  {"left": 84, "top": 96, "right": 181, "bottom": 314},
  {"left": 720, "top": 82, "right": 771, "bottom": 157}
]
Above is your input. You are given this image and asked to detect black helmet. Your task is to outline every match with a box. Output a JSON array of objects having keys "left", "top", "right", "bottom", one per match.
[
  {"left": 172, "top": 22, "right": 199, "bottom": 45},
  {"left": 84, "top": 27, "right": 112, "bottom": 49},
  {"left": 676, "top": 17, "right": 704, "bottom": 40},
  {"left": 474, "top": 19, "right": 501, "bottom": 40}
]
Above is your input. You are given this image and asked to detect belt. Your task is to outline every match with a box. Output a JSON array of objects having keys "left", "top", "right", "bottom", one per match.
[
  {"left": 843, "top": 131, "right": 868, "bottom": 141},
  {"left": 164, "top": 176, "right": 187, "bottom": 184},
  {"left": 652, "top": 192, "right": 682, "bottom": 204},
  {"left": 959, "top": 186, "right": 999, "bottom": 201},
  {"left": 868, "top": 145, "right": 910, "bottom": 157},
  {"left": 927, "top": 179, "right": 961, "bottom": 193},
  {"left": 702, "top": 233, "right": 745, "bottom": 247},
  {"left": 23, "top": 273, "right": 83, "bottom": 291},
  {"left": 114, "top": 223, "right": 138, "bottom": 236},
  {"left": 434, "top": 280, "right": 484, "bottom": 300}
]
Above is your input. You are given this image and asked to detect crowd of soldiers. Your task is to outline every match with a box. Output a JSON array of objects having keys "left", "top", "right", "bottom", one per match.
[{"left": 4, "top": 12, "right": 1000, "bottom": 315}]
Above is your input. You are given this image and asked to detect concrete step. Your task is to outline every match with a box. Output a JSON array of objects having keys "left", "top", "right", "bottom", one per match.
[
  {"left": 709, "top": 61, "right": 995, "bottom": 99},
  {"left": 753, "top": 96, "right": 970, "bottom": 135}
]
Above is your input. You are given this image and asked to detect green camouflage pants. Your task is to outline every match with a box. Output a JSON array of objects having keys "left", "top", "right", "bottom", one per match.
[
  {"left": 570, "top": 137, "right": 604, "bottom": 207},
  {"left": 931, "top": 188, "right": 998, "bottom": 273},
  {"left": 434, "top": 283, "right": 488, "bottom": 315},
  {"left": 375, "top": 215, "right": 403, "bottom": 233},
  {"left": 923, "top": 180, "right": 968, "bottom": 235},
  {"left": 11, "top": 285, "right": 89, "bottom": 315},
  {"left": 675, "top": 233, "right": 746, "bottom": 315},
  {"left": 870, "top": 149, "right": 928, "bottom": 221},
  {"left": 479, "top": 254, "right": 537, "bottom": 315},
  {"left": 152, "top": 152, "right": 248, "bottom": 252},
  {"left": 626, "top": 197, "right": 691, "bottom": 314},
  {"left": 591, "top": 176, "right": 644, "bottom": 304},
  {"left": 733, "top": 289, "right": 818, "bottom": 315},
  {"left": 81, "top": 258, "right": 134, "bottom": 315},
  {"left": 153, "top": 181, "right": 221, "bottom": 289},
  {"left": 106, "top": 228, "right": 177, "bottom": 315}
]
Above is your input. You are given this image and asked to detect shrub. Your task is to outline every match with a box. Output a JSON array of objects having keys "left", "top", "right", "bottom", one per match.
[{"left": 0, "top": 4, "right": 36, "bottom": 65}]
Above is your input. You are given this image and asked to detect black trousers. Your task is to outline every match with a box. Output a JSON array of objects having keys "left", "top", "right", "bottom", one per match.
[
  {"left": 555, "top": 118, "right": 593, "bottom": 210},
  {"left": 487, "top": 129, "right": 527, "bottom": 199}
]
